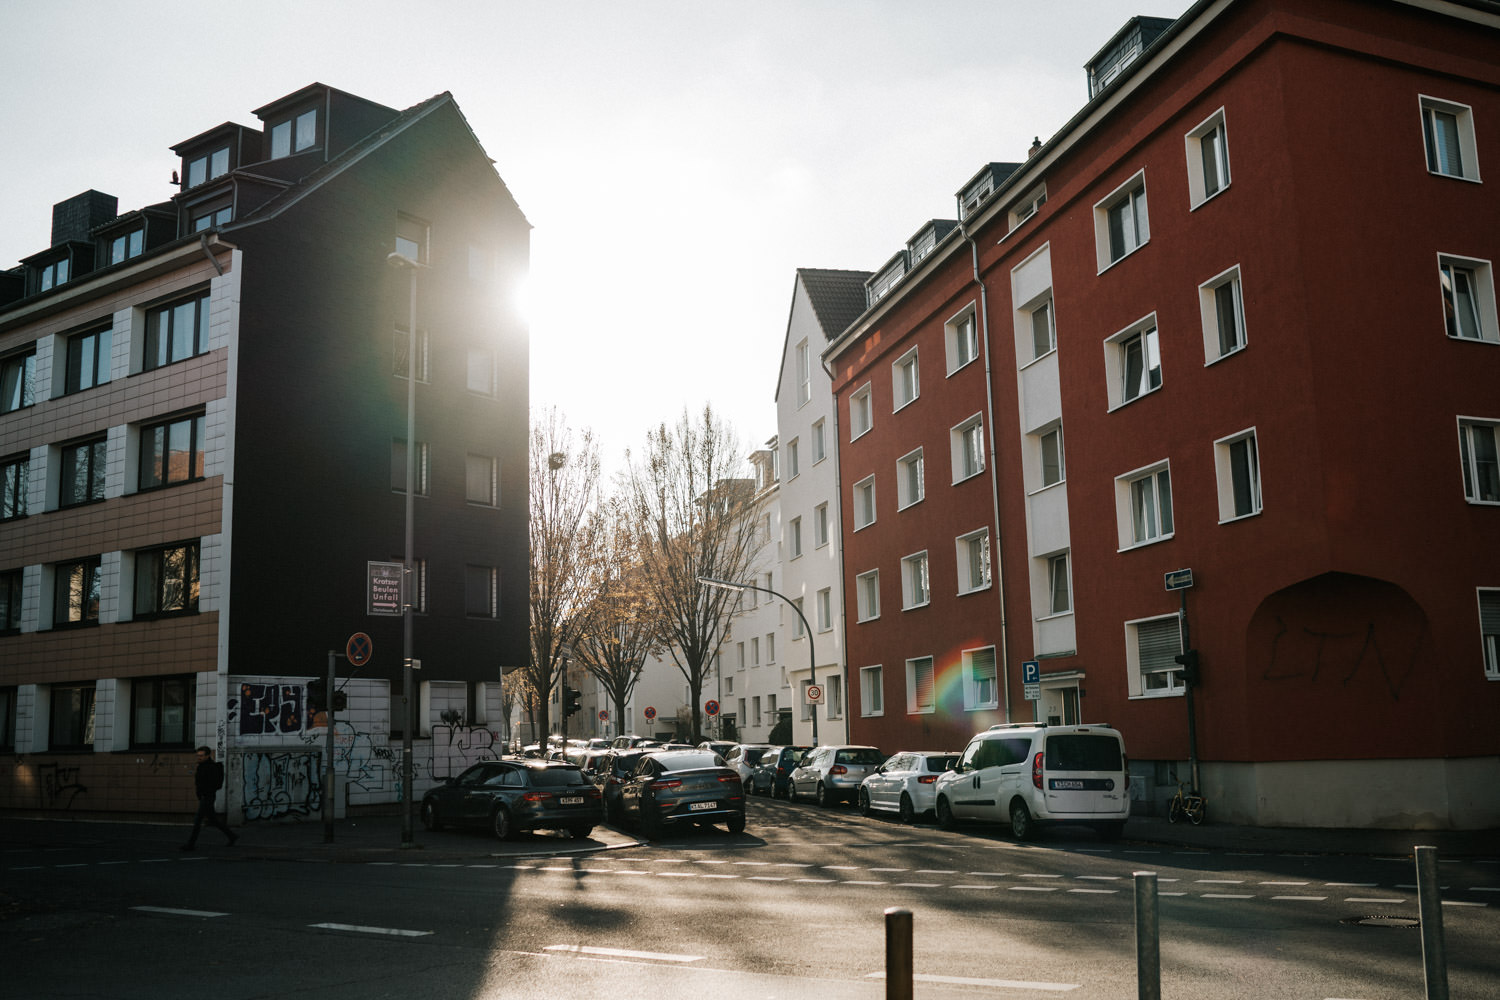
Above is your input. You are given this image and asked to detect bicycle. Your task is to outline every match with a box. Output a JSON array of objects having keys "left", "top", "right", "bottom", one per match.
[{"left": 1168, "top": 781, "right": 1206, "bottom": 825}]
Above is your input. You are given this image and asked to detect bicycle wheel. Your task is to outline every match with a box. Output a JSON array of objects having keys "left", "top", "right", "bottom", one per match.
[
  {"left": 1168, "top": 795, "right": 1184, "bottom": 824},
  {"left": 1187, "top": 797, "right": 1205, "bottom": 826}
]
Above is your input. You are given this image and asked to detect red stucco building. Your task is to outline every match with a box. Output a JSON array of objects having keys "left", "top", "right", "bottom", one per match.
[{"left": 826, "top": 0, "right": 1500, "bottom": 829}]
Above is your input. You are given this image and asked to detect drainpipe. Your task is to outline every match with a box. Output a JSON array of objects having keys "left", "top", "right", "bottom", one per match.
[
  {"left": 198, "top": 233, "right": 224, "bottom": 275},
  {"left": 819, "top": 353, "right": 848, "bottom": 742},
  {"left": 961, "top": 222, "right": 1012, "bottom": 723}
]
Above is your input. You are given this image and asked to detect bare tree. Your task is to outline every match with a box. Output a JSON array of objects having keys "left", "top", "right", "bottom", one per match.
[
  {"left": 526, "top": 407, "right": 602, "bottom": 747},
  {"left": 623, "top": 405, "right": 760, "bottom": 741}
]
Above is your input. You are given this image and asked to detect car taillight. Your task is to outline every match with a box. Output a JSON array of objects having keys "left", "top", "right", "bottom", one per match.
[
  {"left": 918, "top": 775, "right": 937, "bottom": 784},
  {"left": 830, "top": 765, "right": 848, "bottom": 776},
  {"left": 1032, "top": 751, "right": 1044, "bottom": 790},
  {"left": 654, "top": 779, "right": 682, "bottom": 791},
  {"left": 718, "top": 775, "right": 741, "bottom": 784},
  {"left": 777, "top": 766, "right": 787, "bottom": 775},
  {"left": 522, "top": 791, "right": 553, "bottom": 803}
]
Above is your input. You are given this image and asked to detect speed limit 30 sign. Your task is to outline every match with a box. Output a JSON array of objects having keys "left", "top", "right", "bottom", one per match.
[{"left": 805, "top": 684, "right": 823, "bottom": 703}]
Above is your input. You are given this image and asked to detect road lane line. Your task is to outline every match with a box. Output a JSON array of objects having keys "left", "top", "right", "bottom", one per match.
[
  {"left": 896, "top": 882, "right": 942, "bottom": 888},
  {"left": 1196, "top": 879, "right": 1244, "bottom": 884},
  {"left": 133, "top": 906, "right": 229, "bottom": 918},
  {"left": 545, "top": 944, "right": 702, "bottom": 963},
  {"left": 845, "top": 880, "right": 888, "bottom": 886},
  {"left": 1068, "top": 889, "right": 1118, "bottom": 894},
  {"left": 866, "top": 971, "right": 1079, "bottom": 991},
  {"left": 870, "top": 867, "right": 909, "bottom": 872},
  {"left": 310, "top": 923, "right": 432, "bottom": 937},
  {"left": 1345, "top": 897, "right": 1405, "bottom": 904},
  {"left": 700, "top": 874, "right": 738, "bottom": 879},
  {"left": 1076, "top": 875, "right": 1120, "bottom": 881},
  {"left": 1443, "top": 901, "right": 1487, "bottom": 907},
  {"left": 1011, "top": 886, "right": 1060, "bottom": 892},
  {"left": 794, "top": 878, "right": 836, "bottom": 884},
  {"left": 916, "top": 869, "right": 957, "bottom": 874},
  {"left": 747, "top": 876, "right": 786, "bottom": 881},
  {"left": 1272, "top": 895, "right": 1327, "bottom": 901},
  {"left": 1202, "top": 893, "right": 1254, "bottom": 899},
  {"left": 1261, "top": 881, "right": 1309, "bottom": 886}
]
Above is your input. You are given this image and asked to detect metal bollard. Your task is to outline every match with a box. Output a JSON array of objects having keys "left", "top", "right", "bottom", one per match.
[
  {"left": 885, "top": 906, "right": 913, "bottom": 1000},
  {"left": 1134, "top": 871, "right": 1160, "bottom": 1000},
  {"left": 1415, "top": 846, "right": 1448, "bottom": 1000}
]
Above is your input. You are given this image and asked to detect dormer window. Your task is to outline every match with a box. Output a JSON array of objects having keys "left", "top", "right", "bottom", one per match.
[
  {"left": 186, "top": 147, "right": 230, "bottom": 188},
  {"left": 38, "top": 258, "right": 69, "bottom": 291},
  {"left": 107, "top": 229, "right": 144, "bottom": 265},
  {"left": 270, "top": 109, "right": 318, "bottom": 159},
  {"left": 190, "top": 198, "right": 233, "bottom": 232}
]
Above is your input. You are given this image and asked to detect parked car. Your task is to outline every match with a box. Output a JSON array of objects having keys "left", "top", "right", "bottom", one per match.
[
  {"left": 611, "top": 735, "right": 652, "bottom": 749},
  {"left": 697, "top": 740, "right": 735, "bottom": 758},
  {"left": 593, "top": 748, "right": 646, "bottom": 824},
  {"left": 757, "top": 745, "right": 812, "bottom": 798},
  {"left": 789, "top": 745, "right": 886, "bottom": 806},
  {"left": 933, "top": 723, "right": 1130, "bottom": 841},
  {"left": 722, "top": 743, "right": 774, "bottom": 790},
  {"left": 420, "top": 759, "right": 603, "bottom": 840},
  {"left": 858, "top": 751, "right": 960, "bottom": 823},
  {"left": 619, "top": 749, "right": 746, "bottom": 838}
]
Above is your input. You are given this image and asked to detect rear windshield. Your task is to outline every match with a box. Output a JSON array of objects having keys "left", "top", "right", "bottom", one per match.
[
  {"left": 836, "top": 748, "right": 885, "bottom": 765},
  {"left": 528, "top": 767, "right": 590, "bottom": 787},
  {"left": 1045, "top": 734, "right": 1123, "bottom": 772},
  {"left": 656, "top": 751, "right": 721, "bottom": 772},
  {"left": 743, "top": 748, "right": 768, "bottom": 765},
  {"left": 925, "top": 755, "right": 959, "bottom": 772}
]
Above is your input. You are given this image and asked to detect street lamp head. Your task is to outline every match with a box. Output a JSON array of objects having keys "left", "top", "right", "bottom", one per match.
[{"left": 697, "top": 576, "right": 746, "bottom": 594}]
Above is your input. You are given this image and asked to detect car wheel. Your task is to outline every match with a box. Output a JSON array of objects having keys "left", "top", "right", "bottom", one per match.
[
  {"left": 420, "top": 800, "right": 442, "bottom": 832},
  {"left": 492, "top": 806, "right": 515, "bottom": 841},
  {"left": 1009, "top": 799, "right": 1036, "bottom": 841},
  {"left": 569, "top": 824, "right": 594, "bottom": 839},
  {"left": 857, "top": 788, "right": 872, "bottom": 816},
  {"left": 936, "top": 796, "right": 956, "bottom": 831},
  {"left": 816, "top": 782, "right": 834, "bottom": 807},
  {"left": 788, "top": 780, "right": 800, "bottom": 803},
  {"left": 1096, "top": 821, "right": 1125, "bottom": 841},
  {"left": 898, "top": 794, "right": 915, "bottom": 825},
  {"left": 727, "top": 812, "right": 746, "bottom": 834}
]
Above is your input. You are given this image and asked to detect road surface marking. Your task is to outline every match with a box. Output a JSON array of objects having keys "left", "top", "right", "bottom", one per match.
[
  {"left": 845, "top": 880, "right": 888, "bottom": 886},
  {"left": 896, "top": 882, "right": 942, "bottom": 888},
  {"left": 1272, "top": 895, "right": 1327, "bottom": 901},
  {"left": 747, "top": 876, "right": 786, "bottom": 881},
  {"left": 916, "top": 869, "right": 958, "bottom": 874},
  {"left": 1022, "top": 873, "right": 1063, "bottom": 879},
  {"left": 1011, "top": 886, "right": 1060, "bottom": 892},
  {"left": 1325, "top": 882, "right": 1375, "bottom": 887},
  {"left": 545, "top": 944, "right": 702, "bottom": 963},
  {"left": 1068, "top": 888, "right": 1118, "bottom": 894},
  {"left": 733, "top": 861, "right": 770, "bottom": 866},
  {"left": 866, "top": 971, "right": 1079, "bottom": 992},
  {"left": 1077, "top": 875, "right": 1121, "bottom": 881},
  {"left": 1443, "top": 900, "right": 1487, "bottom": 907},
  {"left": 794, "top": 878, "right": 836, "bottom": 884},
  {"left": 310, "top": 923, "right": 432, "bottom": 937},
  {"left": 822, "top": 865, "right": 859, "bottom": 870},
  {"left": 1196, "top": 879, "right": 1244, "bottom": 884},
  {"left": 870, "top": 867, "right": 909, "bottom": 872},
  {"left": 1345, "top": 897, "right": 1405, "bottom": 904},
  {"left": 133, "top": 906, "right": 229, "bottom": 918},
  {"left": 1202, "top": 893, "right": 1254, "bottom": 899},
  {"left": 1261, "top": 881, "right": 1308, "bottom": 886}
]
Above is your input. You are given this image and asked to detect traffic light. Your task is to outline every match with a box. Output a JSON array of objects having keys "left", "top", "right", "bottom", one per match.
[
  {"left": 1173, "top": 649, "right": 1201, "bottom": 686},
  {"left": 563, "top": 685, "right": 582, "bottom": 717}
]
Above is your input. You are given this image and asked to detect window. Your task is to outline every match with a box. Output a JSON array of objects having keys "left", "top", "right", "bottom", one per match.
[
  {"left": 792, "top": 597, "right": 805, "bottom": 638},
  {"left": 107, "top": 229, "right": 144, "bottom": 265},
  {"left": 1, "top": 350, "right": 35, "bottom": 414},
  {"left": 1128, "top": 614, "right": 1185, "bottom": 696},
  {"left": 394, "top": 325, "right": 430, "bottom": 381},
  {"left": 144, "top": 292, "right": 210, "bottom": 371},
  {"left": 38, "top": 258, "right": 70, "bottom": 291},
  {"left": 1215, "top": 429, "right": 1262, "bottom": 520},
  {"left": 1459, "top": 419, "right": 1499, "bottom": 503},
  {"left": 186, "top": 147, "right": 230, "bottom": 188},
  {"left": 53, "top": 557, "right": 101, "bottom": 627},
  {"left": 855, "top": 569, "right": 879, "bottom": 622},
  {"left": 1439, "top": 255, "right": 1498, "bottom": 343},
  {"left": 1185, "top": 109, "right": 1231, "bottom": 207},
  {"left": 467, "top": 348, "right": 495, "bottom": 395},
  {"left": 65, "top": 327, "right": 112, "bottom": 394},
  {"left": 946, "top": 307, "right": 979, "bottom": 373},
  {"left": 465, "top": 566, "right": 498, "bottom": 619},
  {"left": 799, "top": 680, "right": 814, "bottom": 721},
  {"left": 957, "top": 529, "right": 990, "bottom": 594},
  {"left": 50, "top": 683, "right": 96, "bottom": 750},
  {"left": 795, "top": 340, "right": 810, "bottom": 406},
  {"left": 1, "top": 454, "right": 27, "bottom": 521},
  {"left": 60, "top": 437, "right": 107, "bottom": 507},
  {"left": 905, "top": 656, "right": 935, "bottom": 714},
  {"left": 766, "top": 633, "right": 775, "bottom": 665},
  {"left": 811, "top": 419, "right": 826, "bottom": 464},
  {"left": 853, "top": 475, "right": 876, "bottom": 530},
  {"left": 395, "top": 213, "right": 429, "bottom": 263},
  {"left": 1199, "top": 266, "right": 1247, "bottom": 360},
  {"left": 860, "top": 665, "right": 883, "bottom": 716},
  {"left": 1009, "top": 184, "right": 1048, "bottom": 230},
  {"left": 139, "top": 413, "right": 206, "bottom": 490},
  {"left": 901, "top": 551, "right": 930, "bottom": 609},
  {"left": 1118, "top": 463, "right": 1174, "bottom": 547},
  {"left": 893, "top": 348, "right": 919, "bottom": 410},
  {"left": 1048, "top": 553, "right": 1071, "bottom": 615},
  {"left": 752, "top": 697, "right": 762, "bottom": 728},
  {"left": 0, "top": 687, "right": 14, "bottom": 750},
  {"left": 737, "top": 642, "right": 745, "bottom": 670},
  {"left": 131, "top": 675, "right": 195, "bottom": 749},
  {"left": 1029, "top": 298, "right": 1056, "bottom": 360},
  {"left": 786, "top": 438, "right": 800, "bottom": 479},
  {"left": 963, "top": 647, "right": 998, "bottom": 710},
  {"left": 788, "top": 516, "right": 803, "bottom": 558},
  {"left": 1039, "top": 425, "right": 1064, "bottom": 488},
  {"left": 391, "top": 439, "right": 430, "bottom": 496},
  {"left": 1481, "top": 589, "right": 1500, "bottom": 680},
  {"left": 825, "top": 675, "right": 842, "bottom": 720},
  {"left": 1, "top": 569, "right": 21, "bottom": 631},
  {"left": 134, "top": 542, "right": 200, "bottom": 618},
  {"left": 1105, "top": 315, "right": 1162, "bottom": 409},
  {"left": 951, "top": 415, "right": 985, "bottom": 482},
  {"left": 1096, "top": 172, "right": 1149, "bottom": 269},
  {"left": 850, "top": 383, "right": 873, "bottom": 439},
  {"left": 816, "top": 588, "right": 832, "bottom": 632},
  {"left": 1420, "top": 96, "right": 1480, "bottom": 181},
  {"left": 466, "top": 454, "right": 499, "bottom": 506},
  {"left": 813, "top": 502, "right": 830, "bottom": 548},
  {"left": 897, "top": 448, "right": 924, "bottom": 509},
  {"left": 190, "top": 200, "right": 232, "bottom": 232},
  {"left": 271, "top": 109, "right": 318, "bottom": 158}
]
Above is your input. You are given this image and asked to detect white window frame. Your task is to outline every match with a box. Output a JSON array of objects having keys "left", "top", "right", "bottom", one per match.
[
  {"left": 1199, "top": 264, "right": 1248, "bottom": 362},
  {"left": 945, "top": 304, "right": 980, "bottom": 374},
  {"left": 962, "top": 646, "right": 999, "bottom": 711},
  {"left": 1046, "top": 551, "right": 1072, "bottom": 616},
  {"left": 1008, "top": 182, "right": 1048, "bottom": 231},
  {"left": 1438, "top": 253, "right": 1499, "bottom": 343},
  {"left": 786, "top": 437, "right": 800, "bottom": 480},
  {"left": 811, "top": 419, "right": 826, "bottom": 464},
  {"left": 813, "top": 501, "right": 830, "bottom": 548},
  {"left": 1420, "top": 95, "right": 1481, "bottom": 183},
  {"left": 465, "top": 453, "right": 499, "bottom": 507},
  {"left": 751, "top": 636, "right": 760, "bottom": 667},
  {"left": 892, "top": 347, "right": 920, "bottom": 411},
  {"left": 956, "top": 528, "right": 991, "bottom": 594},
  {"left": 793, "top": 597, "right": 806, "bottom": 638},
  {"left": 766, "top": 632, "right": 775, "bottom": 665},
  {"left": 901, "top": 550, "right": 930, "bottom": 610},
  {"left": 1028, "top": 295, "right": 1056, "bottom": 361},
  {"left": 860, "top": 665, "right": 884, "bottom": 716},
  {"left": 950, "top": 413, "right": 985, "bottom": 483},
  {"left": 824, "top": 675, "right": 842, "bottom": 720},
  {"left": 788, "top": 516, "right": 803, "bottom": 558},
  {"left": 855, "top": 569, "right": 880, "bottom": 622},
  {"left": 1104, "top": 313, "right": 1162, "bottom": 410},
  {"left": 1458, "top": 417, "right": 1500, "bottom": 504},
  {"left": 1479, "top": 588, "right": 1500, "bottom": 680},
  {"left": 1094, "top": 170, "right": 1150, "bottom": 271},
  {"left": 896, "top": 447, "right": 924, "bottom": 509},
  {"left": 795, "top": 339, "right": 811, "bottom": 406},
  {"left": 853, "top": 475, "right": 876, "bottom": 530},
  {"left": 1126, "top": 613, "right": 1185, "bottom": 698},
  {"left": 1036, "top": 422, "right": 1065, "bottom": 490},
  {"left": 1185, "top": 107, "right": 1231, "bottom": 208},
  {"left": 905, "top": 656, "right": 935, "bottom": 715},
  {"left": 850, "top": 382, "right": 873, "bottom": 440},
  {"left": 1214, "top": 427, "right": 1262, "bottom": 522},
  {"left": 1115, "top": 461, "right": 1174, "bottom": 549},
  {"left": 816, "top": 587, "right": 832, "bottom": 632}
]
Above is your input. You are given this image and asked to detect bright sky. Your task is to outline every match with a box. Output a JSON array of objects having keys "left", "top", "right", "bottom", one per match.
[{"left": 1, "top": 0, "right": 1183, "bottom": 474}]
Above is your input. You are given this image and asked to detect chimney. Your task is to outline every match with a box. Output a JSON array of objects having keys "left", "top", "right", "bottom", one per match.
[
  {"left": 1027, "top": 137, "right": 1042, "bottom": 159},
  {"left": 51, "top": 190, "right": 118, "bottom": 246}
]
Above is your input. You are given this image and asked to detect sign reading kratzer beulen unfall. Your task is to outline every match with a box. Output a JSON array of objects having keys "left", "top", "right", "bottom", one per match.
[{"left": 367, "top": 561, "right": 405, "bottom": 616}]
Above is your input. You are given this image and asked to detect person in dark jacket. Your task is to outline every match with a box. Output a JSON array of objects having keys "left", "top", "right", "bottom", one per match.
[{"left": 182, "top": 746, "right": 237, "bottom": 850}]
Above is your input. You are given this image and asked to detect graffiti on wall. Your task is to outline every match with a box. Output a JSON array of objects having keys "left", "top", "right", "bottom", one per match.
[
  {"left": 241, "top": 751, "right": 322, "bottom": 820},
  {"left": 430, "top": 723, "right": 499, "bottom": 780},
  {"left": 40, "top": 763, "right": 87, "bottom": 808},
  {"left": 229, "top": 683, "right": 308, "bottom": 737},
  {"left": 1262, "top": 616, "right": 1425, "bottom": 700}
]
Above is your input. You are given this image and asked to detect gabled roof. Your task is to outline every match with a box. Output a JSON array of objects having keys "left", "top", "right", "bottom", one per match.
[{"left": 798, "top": 267, "right": 873, "bottom": 342}]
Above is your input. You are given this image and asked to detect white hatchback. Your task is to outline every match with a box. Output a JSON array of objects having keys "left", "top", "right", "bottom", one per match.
[{"left": 857, "top": 751, "right": 960, "bottom": 823}]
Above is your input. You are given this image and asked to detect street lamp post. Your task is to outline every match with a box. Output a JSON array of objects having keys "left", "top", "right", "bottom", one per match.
[
  {"left": 387, "top": 251, "right": 427, "bottom": 848},
  {"left": 698, "top": 576, "right": 817, "bottom": 744}
]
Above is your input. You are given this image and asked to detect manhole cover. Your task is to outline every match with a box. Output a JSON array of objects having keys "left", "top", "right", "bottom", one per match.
[{"left": 1342, "top": 914, "right": 1420, "bottom": 928}]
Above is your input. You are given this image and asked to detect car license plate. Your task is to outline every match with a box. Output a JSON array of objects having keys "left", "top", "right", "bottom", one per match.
[
  {"left": 689, "top": 801, "right": 716, "bottom": 812},
  {"left": 560, "top": 796, "right": 584, "bottom": 805},
  {"left": 1052, "top": 780, "right": 1085, "bottom": 790}
]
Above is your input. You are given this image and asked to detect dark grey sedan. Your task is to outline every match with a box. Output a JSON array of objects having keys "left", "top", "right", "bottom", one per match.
[
  {"left": 420, "top": 760, "right": 602, "bottom": 840},
  {"left": 619, "top": 750, "right": 746, "bottom": 838}
]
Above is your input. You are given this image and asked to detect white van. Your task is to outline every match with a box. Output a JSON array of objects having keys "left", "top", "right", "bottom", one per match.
[{"left": 933, "top": 723, "right": 1129, "bottom": 840}]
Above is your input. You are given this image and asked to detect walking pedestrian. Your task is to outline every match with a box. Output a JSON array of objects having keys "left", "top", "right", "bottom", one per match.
[{"left": 182, "top": 746, "right": 237, "bottom": 850}]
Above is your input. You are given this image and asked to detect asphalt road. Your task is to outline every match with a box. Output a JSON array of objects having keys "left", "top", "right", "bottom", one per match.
[{"left": 4, "top": 797, "right": 1497, "bottom": 999}]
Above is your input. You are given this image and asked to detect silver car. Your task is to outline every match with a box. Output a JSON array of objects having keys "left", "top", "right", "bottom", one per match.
[
  {"left": 789, "top": 745, "right": 885, "bottom": 806},
  {"left": 858, "top": 751, "right": 959, "bottom": 823}
]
